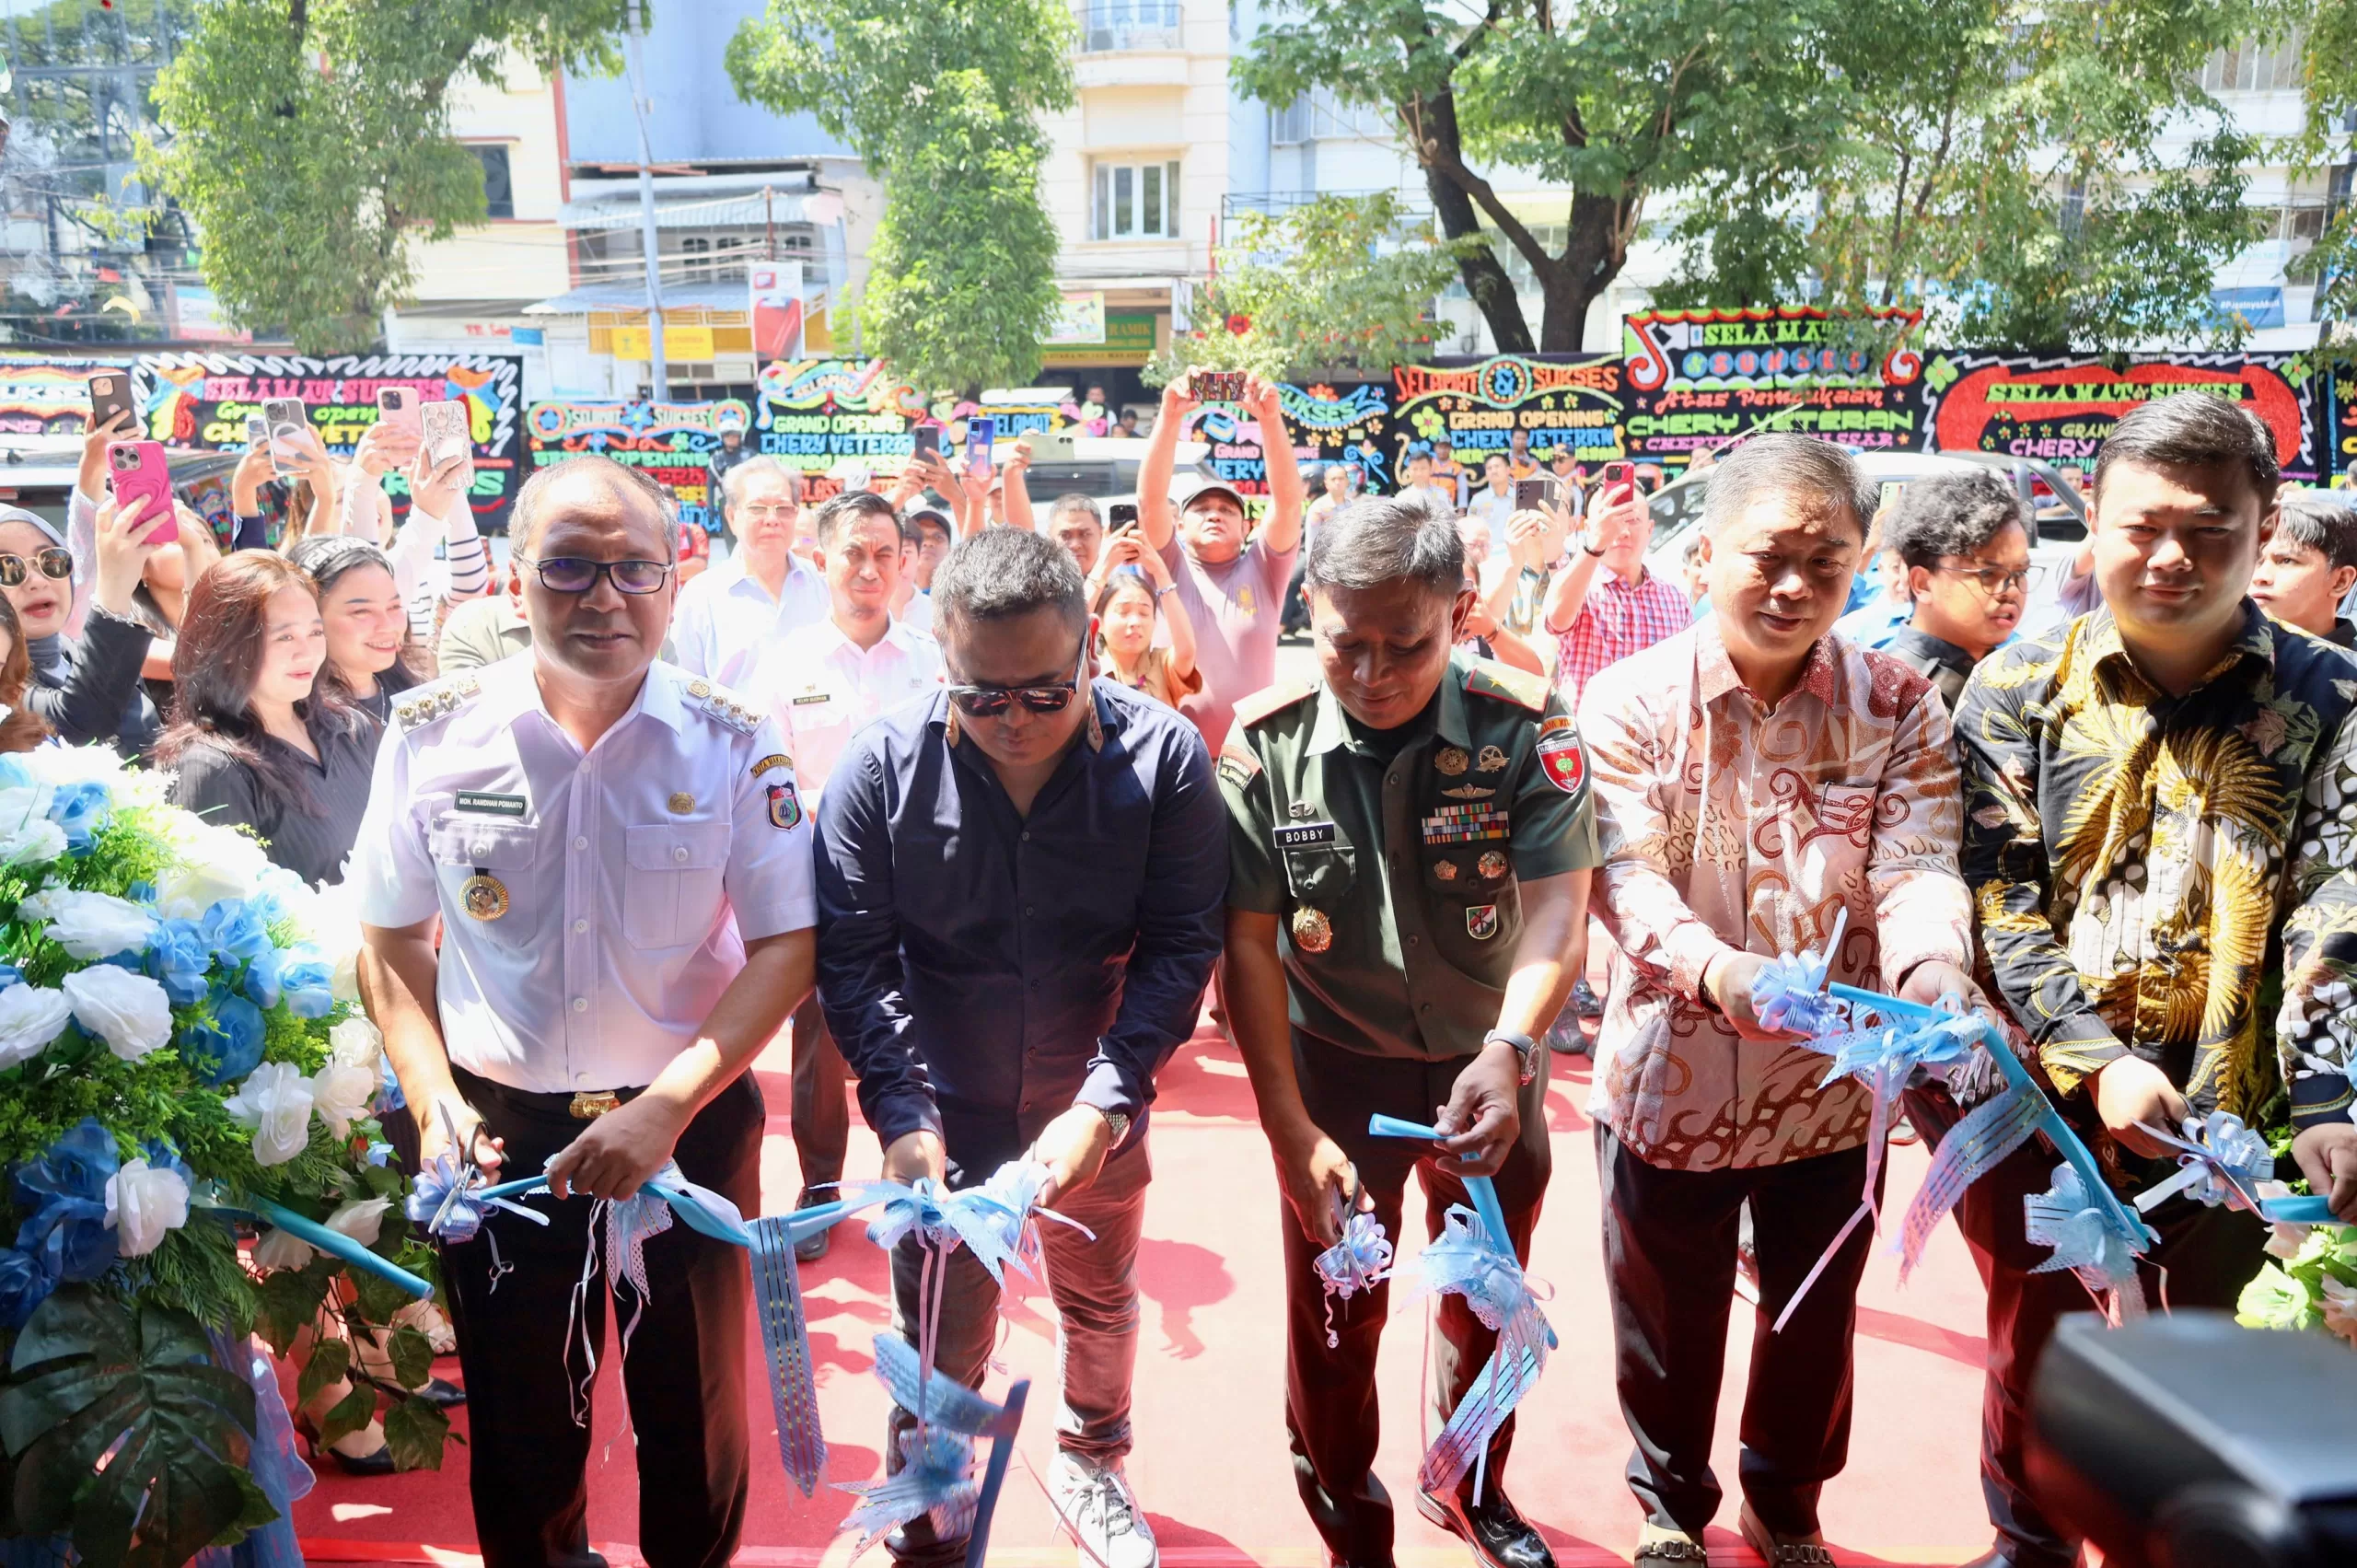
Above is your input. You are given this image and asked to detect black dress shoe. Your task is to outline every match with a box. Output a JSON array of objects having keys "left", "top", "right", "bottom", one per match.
[
  {"left": 793, "top": 1187, "right": 832, "bottom": 1262},
  {"left": 1417, "top": 1487, "right": 1554, "bottom": 1568},
  {"left": 412, "top": 1376, "right": 466, "bottom": 1409}
]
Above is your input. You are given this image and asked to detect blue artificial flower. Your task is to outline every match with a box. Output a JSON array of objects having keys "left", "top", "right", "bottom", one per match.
[
  {"left": 177, "top": 990, "right": 266, "bottom": 1086},
  {"left": 11, "top": 1118, "right": 120, "bottom": 1283},
  {"left": 277, "top": 946, "right": 335, "bottom": 1019},
  {"left": 0, "top": 961, "right": 20, "bottom": 990},
  {"left": 242, "top": 944, "right": 284, "bottom": 1009},
  {"left": 199, "top": 899, "right": 276, "bottom": 968},
  {"left": 364, "top": 1141, "right": 394, "bottom": 1168},
  {"left": 0, "top": 1243, "right": 56, "bottom": 1330},
  {"left": 143, "top": 917, "right": 215, "bottom": 1006},
  {"left": 0, "top": 756, "right": 33, "bottom": 794},
  {"left": 44, "top": 779, "right": 110, "bottom": 852}
]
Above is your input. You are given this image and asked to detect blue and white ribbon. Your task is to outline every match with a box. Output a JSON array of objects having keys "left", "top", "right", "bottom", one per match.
[
  {"left": 1749, "top": 905, "right": 1848, "bottom": 1037},
  {"left": 1410, "top": 1200, "right": 1555, "bottom": 1504},
  {"left": 403, "top": 1144, "right": 551, "bottom": 1287},
  {"left": 1312, "top": 1211, "right": 1394, "bottom": 1348},
  {"left": 2131, "top": 1111, "right": 2274, "bottom": 1214},
  {"left": 838, "top": 1331, "right": 1030, "bottom": 1563},
  {"left": 838, "top": 1161, "right": 1092, "bottom": 1284},
  {"left": 2026, "top": 1162, "right": 2147, "bottom": 1317}
]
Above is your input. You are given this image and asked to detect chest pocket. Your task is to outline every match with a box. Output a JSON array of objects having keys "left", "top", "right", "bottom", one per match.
[
  {"left": 1283, "top": 842, "right": 1357, "bottom": 904},
  {"left": 623, "top": 821, "right": 731, "bottom": 949},
  {"left": 1417, "top": 800, "right": 1514, "bottom": 898},
  {"left": 428, "top": 816, "right": 540, "bottom": 948}
]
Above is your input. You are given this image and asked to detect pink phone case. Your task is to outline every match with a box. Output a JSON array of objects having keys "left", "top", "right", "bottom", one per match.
[
  {"left": 377, "top": 388, "right": 423, "bottom": 438},
  {"left": 107, "top": 441, "right": 177, "bottom": 542}
]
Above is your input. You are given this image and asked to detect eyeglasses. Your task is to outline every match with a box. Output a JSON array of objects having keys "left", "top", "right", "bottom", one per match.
[
  {"left": 516, "top": 555, "right": 672, "bottom": 595},
  {"left": 0, "top": 549, "right": 75, "bottom": 587},
  {"left": 1936, "top": 562, "right": 2032, "bottom": 597},
  {"left": 946, "top": 639, "right": 1087, "bottom": 718}
]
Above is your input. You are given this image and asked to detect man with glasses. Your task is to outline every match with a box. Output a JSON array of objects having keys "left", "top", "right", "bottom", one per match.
[
  {"left": 744, "top": 490, "right": 944, "bottom": 1260},
  {"left": 672, "top": 455, "right": 828, "bottom": 686},
  {"left": 0, "top": 498, "right": 168, "bottom": 755},
  {"left": 353, "top": 456, "right": 817, "bottom": 1568},
  {"left": 813, "top": 528, "right": 1225, "bottom": 1568},
  {"left": 1875, "top": 469, "right": 2034, "bottom": 707}
]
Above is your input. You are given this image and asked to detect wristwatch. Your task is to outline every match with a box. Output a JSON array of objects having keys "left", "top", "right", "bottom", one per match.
[
  {"left": 1579, "top": 529, "right": 1606, "bottom": 557},
  {"left": 1095, "top": 1108, "right": 1132, "bottom": 1144},
  {"left": 1484, "top": 1028, "right": 1542, "bottom": 1087}
]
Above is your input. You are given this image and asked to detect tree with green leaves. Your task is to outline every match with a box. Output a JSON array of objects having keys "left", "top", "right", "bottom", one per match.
[
  {"left": 1146, "top": 192, "right": 1465, "bottom": 384},
  {"left": 727, "top": 0, "right": 1072, "bottom": 394},
  {"left": 1238, "top": 0, "right": 2268, "bottom": 356},
  {"left": 143, "top": 0, "right": 628, "bottom": 354},
  {"left": 1658, "top": 0, "right": 2266, "bottom": 353},
  {"left": 1236, "top": 0, "right": 1852, "bottom": 354}
]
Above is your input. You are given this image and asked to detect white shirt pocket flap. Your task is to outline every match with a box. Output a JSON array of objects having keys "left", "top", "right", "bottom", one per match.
[
  {"left": 625, "top": 820, "right": 731, "bottom": 872},
  {"left": 429, "top": 818, "right": 538, "bottom": 869}
]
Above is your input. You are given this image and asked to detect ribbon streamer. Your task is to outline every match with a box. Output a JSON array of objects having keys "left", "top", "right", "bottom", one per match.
[
  {"left": 1312, "top": 1211, "right": 1394, "bottom": 1348},
  {"left": 2131, "top": 1111, "right": 2275, "bottom": 1214},
  {"left": 1364, "top": 1117, "right": 1554, "bottom": 1506},
  {"left": 838, "top": 1331, "right": 1030, "bottom": 1566},
  {"left": 2026, "top": 1162, "right": 2147, "bottom": 1318}
]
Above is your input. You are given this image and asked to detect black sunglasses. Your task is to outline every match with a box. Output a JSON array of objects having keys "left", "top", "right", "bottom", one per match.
[
  {"left": 516, "top": 554, "right": 672, "bottom": 596},
  {"left": 0, "top": 549, "right": 75, "bottom": 588},
  {"left": 946, "top": 639, "right": 1088, "bottom": 718}
]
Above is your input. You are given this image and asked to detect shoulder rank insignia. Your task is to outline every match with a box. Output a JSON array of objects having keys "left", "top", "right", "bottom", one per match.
[
  {"left": 1463, "top": 658, "right": 1550, "bottom": 713},
  {"left": 1232, "top": 680, "right": 1317, "bottom": 730},
  {"left": 392, "top": 672, "right": 482, "bottom": 731},
  {"left": 694, "top": 679, "right": 761, "bottom": 736},
  {"left": 1216, "top": 741, "right": 1263, "bottom": 791}
]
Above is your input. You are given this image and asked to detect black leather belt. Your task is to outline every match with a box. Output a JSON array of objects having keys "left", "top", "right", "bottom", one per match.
[{"left": 458, "top": 1070, "right": 647, "bottom": 1122}]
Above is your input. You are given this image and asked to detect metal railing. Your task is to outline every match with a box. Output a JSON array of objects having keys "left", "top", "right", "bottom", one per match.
[{"left": 1079, "top": 2, "right": 1183, "bottom": 52}]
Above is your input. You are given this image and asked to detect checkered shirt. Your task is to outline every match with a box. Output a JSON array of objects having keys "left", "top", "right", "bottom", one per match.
[{"left": 1554, "top": 567, "right": 1692, "bottom": 707}]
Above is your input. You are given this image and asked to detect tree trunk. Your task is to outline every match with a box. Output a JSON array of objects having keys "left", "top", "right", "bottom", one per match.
[
  {"left": 1410, "top": 87, "right": 1533, "bottom": 354},
  {"left": 1540, "top": 189, "right": 1625, "bottom": 353}
]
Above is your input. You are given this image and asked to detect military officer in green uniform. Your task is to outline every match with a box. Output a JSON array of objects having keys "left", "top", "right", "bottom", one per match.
[{"left": 1219, "top": 494, "right": 1597, "bottom": 1568}]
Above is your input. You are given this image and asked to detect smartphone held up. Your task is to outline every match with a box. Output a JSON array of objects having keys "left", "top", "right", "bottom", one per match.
[
  {"left": 377, "top": 386, "right": 423, "bottom": 438},
  {"left": 965, "top": 416, "right": 997, "bottom": 480},
  {"left": 420, "top": 400, "right": 470, "bottom": 469},
  {"left": 86, "top": 371, "right": 134, "bottom": 433},
  {"left": 106, "top": 441, "right": 177, "bottom": 544},
  {"left": 261, "top": 399, "right": 308, "bottom": 480}
]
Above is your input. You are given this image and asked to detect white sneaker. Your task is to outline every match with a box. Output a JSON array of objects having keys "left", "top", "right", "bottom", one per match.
[{"left": 1049, "top": 1450, "right": 1159, "bottom": 1568}]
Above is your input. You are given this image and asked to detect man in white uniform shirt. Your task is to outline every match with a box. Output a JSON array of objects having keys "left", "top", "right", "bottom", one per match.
[
  {"left": 353, "top": 456, "right": 816, "bottom": 1568},
  {"left": 670, "top": 456, "right": 829, "bottom": 687},
  {"left": 747, "top": 488, "right": 943, "bottom": 1259}
]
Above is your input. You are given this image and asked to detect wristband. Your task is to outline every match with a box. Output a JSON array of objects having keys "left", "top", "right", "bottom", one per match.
[
  {"left": 1581, "top": 540, "right": 1605, "bottom": 557},
  {"left": 1155, "top": 585, "right": 1178, "bottom": 598}
]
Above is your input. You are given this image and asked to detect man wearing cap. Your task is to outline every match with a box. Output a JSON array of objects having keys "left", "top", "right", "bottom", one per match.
[
  {"left": 706, "top": 421, "right": 754, "bottom": 555},
  {"left": 1140, "top": 369, "right": 1305, "bottom": 753},
  {"left": 1221, "top": 494, "right": 1596, "bottom": 1568}
]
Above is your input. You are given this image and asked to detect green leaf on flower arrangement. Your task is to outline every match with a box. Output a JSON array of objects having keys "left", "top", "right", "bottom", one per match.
[
  {"left": 361, "top": 1160, "right": 406, "bottom": 1201},
  {"left": 350, "top": 1257, "right": 414, "bottom": 1325},
  {"left": 314, "top": 1381, "right": 377, "bottom": 1454},
  {"left": 253, "top": 1260, "right": 332, "bottom": 1356},
  {"left": 209, "top": 1465, "right": 281, "bottom": 1547},
  {"left": 0, "top": 1288, "right": 257, "bottom": 1568},
  {"left": 388, "top": 1323, "right": 434, "bottom": 1391},
  {"left": 295, "top": 1336, "right": 351, "bottom": 1409},
  {"left": 382, "top": 1393, "right": 451, "bottom": 1472}
]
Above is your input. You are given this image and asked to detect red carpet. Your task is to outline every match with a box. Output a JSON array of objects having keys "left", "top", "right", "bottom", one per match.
[{"left": 295, "top": 1024, "right": 1998, "bottom": 1566}]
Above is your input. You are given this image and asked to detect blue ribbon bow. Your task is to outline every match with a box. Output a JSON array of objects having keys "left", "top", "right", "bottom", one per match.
[
  {"left": 838, "top": 1332, "right": 1030, "bottom": 1566},
  {"left": 2131, "top": 1111, "right": 2274, "bottom": 1215}
]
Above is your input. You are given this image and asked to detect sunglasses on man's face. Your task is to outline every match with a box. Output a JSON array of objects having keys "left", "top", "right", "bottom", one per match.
[
  {"left": 946, "top": 638, "right": 1088, "bottom": 718},
  {"left": 0, "top": 549, "right": 75, "bottom": 588}
]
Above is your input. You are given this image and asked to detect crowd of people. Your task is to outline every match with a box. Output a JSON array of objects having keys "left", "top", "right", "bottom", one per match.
[{"left": 15, "top": 375, "right": 2357, "bottom": 1568}]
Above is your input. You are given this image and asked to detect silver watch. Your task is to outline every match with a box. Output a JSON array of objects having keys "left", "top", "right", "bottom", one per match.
[{"left": 1097, "top": 1109, "right": 1132, "bottom": 1143}]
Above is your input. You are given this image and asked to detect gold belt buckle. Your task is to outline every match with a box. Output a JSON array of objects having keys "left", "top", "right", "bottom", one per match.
[{"left": 569, "top": 1090, "right": 621, "bottom": 1120}]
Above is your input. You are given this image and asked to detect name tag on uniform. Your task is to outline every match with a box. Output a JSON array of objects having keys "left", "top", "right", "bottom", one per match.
[
  {"left": 454, "top": 791, "right": 528, "bottom": 818},
  {"left": 791, "top": 693, "right": 832, "bottom": 706},
  {"left": 1273, "top": 820, "right": 1338, "bottom": 849}
]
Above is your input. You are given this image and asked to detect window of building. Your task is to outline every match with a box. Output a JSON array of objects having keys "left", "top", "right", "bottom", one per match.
[
  {"left": 1092, "top": 159, "right": 1180, "bottom": 240},
  {"left": 2201, "top": 32, "right": 2304, "bottom": 92},
  {"left": 471, "top": 145, "right": 514, "bottom": 220}
]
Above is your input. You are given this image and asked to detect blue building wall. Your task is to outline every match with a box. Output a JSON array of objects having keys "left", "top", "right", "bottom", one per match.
[{"left": 562, "top": 0, "right": 853, "bottom": 165}]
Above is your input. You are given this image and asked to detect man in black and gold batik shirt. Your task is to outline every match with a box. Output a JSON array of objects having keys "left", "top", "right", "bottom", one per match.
[{"left": 1951, "top": 393, "right": 2357, "bottom": 1568}]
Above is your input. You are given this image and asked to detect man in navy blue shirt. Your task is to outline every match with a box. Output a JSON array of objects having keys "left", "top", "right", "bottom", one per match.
[{"left": 815, "top": 528, "right": 1225, "bottom": 1568}]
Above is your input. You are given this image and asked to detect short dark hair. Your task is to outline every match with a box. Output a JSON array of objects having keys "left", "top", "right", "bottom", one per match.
[
  {"left": 933, "top": 527, "right": 1087, "bottom": 636},
  {"left": 2276, "top": 493, "right": 2357, "bottom": 571},
  {"left": 814, "top": 488, "right": 897, "bottom": 549},
  {"left": 1304, "top": 494, "right": 1463, "bottom": 597},
  {"left": 1882, "top": 469, "right": 2031, "bottom": 572},
  {"left": 1049, "top": 493, "right": 1102, "bottom": 529},
  {"left": 1701, "top": 434, "right": 1876, "bottom": 541},
  {"left": 511, "top": 456, "right": 673, "bottom": 559},
  {"left": 2093, "top": 391, "right": 2280, "bottom": 506}
]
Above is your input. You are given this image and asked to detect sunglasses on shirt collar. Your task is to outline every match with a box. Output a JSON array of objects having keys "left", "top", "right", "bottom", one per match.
[
  {"left": 945, "top": 637, "right": 1089, "bottom": 718},
  {"left": 0, "top": 548, "right": 74, "bottom": 587}
]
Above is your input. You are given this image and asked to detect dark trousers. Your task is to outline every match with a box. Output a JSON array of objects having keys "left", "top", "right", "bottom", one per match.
[
  {"left": 790, "top": 992, "right": 850, "bottom": 1192},
  {"left": 1283, "top": 1031, "right": 1552, "bottom": 1568},
  {"left": 1900, "top": 1086, "right": 2270, "bottom": 1568},
  {"left": 1596, "top": 1125, "right": 1882, "bottom": 1539},
  {"left": 441, "top": 1066, "right": 764, "bottom": 1568}
]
